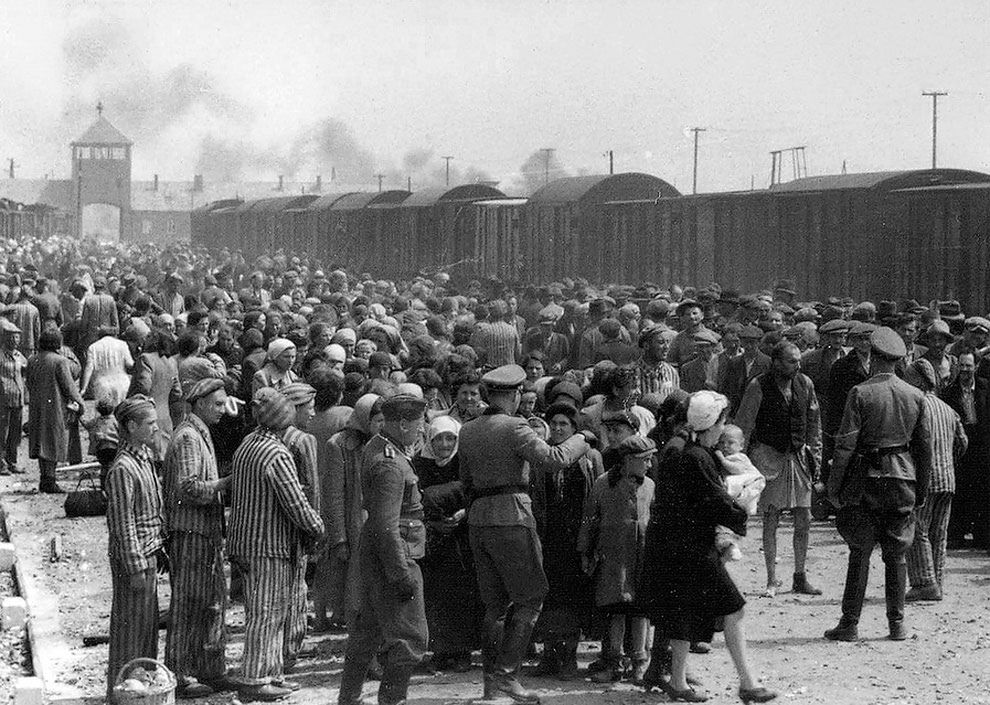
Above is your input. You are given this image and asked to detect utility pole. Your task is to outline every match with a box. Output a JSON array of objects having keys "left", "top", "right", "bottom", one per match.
[
  {"left": 442, "top": 156, "right": 454, "bottom": 186},
  {"left": 407, "top": 176, "right": 412, "bottom": 192},
  {"left": 922, "top": 90, "right": 948, "bottom": 168},
  {"left": 690, "top": 127, "right": 706, "bottom": 194},
  {"left": 539, "top": 148, "right": 555, "bottom": 185},
  {"left": 7, "top": 159, "right": 14, "bottom": 179},
  {"left": 374, "top": 173, "right": 385, "bottom": 192},
  {"left": 606, "top": 150, "right": 614, "bottom": 175}
]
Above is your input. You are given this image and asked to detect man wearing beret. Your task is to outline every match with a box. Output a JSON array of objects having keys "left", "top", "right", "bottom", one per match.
[
  {"left": 230, "top": 388, "right": 324, "bottom": 701},
  {"left": 338, "top": 394, "right": 428, "bottom": 705},
  {"left": 163, "top": 378, "right": 232, "bottom": 698},
  {"left": 825, "top": 328, "right": 932, "bottom": 642},
  {"left": 458, "top": 364, "right": 589, "bottom": 704}
]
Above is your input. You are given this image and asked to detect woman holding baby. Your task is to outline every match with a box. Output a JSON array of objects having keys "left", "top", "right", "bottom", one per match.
[{"left": 637, "top": 390, "right": 777, "bottom": 704}]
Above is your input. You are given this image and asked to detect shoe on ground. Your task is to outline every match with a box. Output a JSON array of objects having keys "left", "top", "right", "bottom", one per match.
[
  {"left": 176, "top": 678, "right": 214, "bottom": 699},
  {"left": 586, "top": 657, "right": 608, "bottom": 674},
  {"left": 888, "top": 622, "right": 909, "bottom": 641},
  {"left": 739, "top": 685, "right": 778, "bottom": 703},
  {"left": 491, "top": 674, "right": 541, "bottom": 704},
  {"left": 791, "top": 573, "right": 823, "bottom": 596},
  {"left": 238, "top": 683, "right": 292, "bottom": 702},
  {"left": 823, "top": 622, "right": 859, "bottom": 642},
  {"left": 905, "top": 585, "right": 942, "bottom": 602},
  {"left": 590, "top": 666, "right": 621, "bottom": 684},
  {"left": 689, "top": 641, "right": 711, "bottom": 654},
  {"left": 271, "top": 679, "right": 300, "bottom": 692},
  {"left": 199, "top": 676, "right": 239, "bottom": 692}
]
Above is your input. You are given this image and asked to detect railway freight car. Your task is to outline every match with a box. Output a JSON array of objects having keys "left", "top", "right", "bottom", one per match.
[
  {"left": 320, "top": 190, "right": 411, "bottom": 271},
  {"left": 598, "top": 168, "right": 990, "bottom": 310},
  {"left": 520, "top": 173, "right": 680, "bottom": 283}
]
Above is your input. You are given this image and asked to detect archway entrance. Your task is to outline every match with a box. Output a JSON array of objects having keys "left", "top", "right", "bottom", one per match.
[{"left": 81, "top": 203, "right": 122, "bottom": 242}]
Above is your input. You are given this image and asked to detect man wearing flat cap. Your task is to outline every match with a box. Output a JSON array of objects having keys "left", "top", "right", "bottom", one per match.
[
  {"left": 229, "top": 388, "right": 324, "bottom": 702},
  {"left": 680, "top": 328, "right": 721, "bottom": 393},
  {"left": 458, "top": 364, "right": 589, "bottom": 704},
  {"left": 279, "top": 382, "right": 319, "bottom": 672},
  {"left": 721, "top": 325, "right": 770, "bottom": 416},
  {"left": 826, "top": 322, "right": 876, "bottom": 446},
  {"left": 802, "top": 318, "right": 848, "bottom": 474},
  {"left": 163, "top": 378, "right": 232, "bottom": 698},
  {"left": 667, "top": 299, "right": 710, "bottom": 368},
  {"left": 338, "top": 394, "right": 428, "bottom": 705},
  {"left": 825, "top": 327, "right": 931, "bottom": 642},
  {"left": 0, "top": 319, "right": 27, "bottom": 476}
]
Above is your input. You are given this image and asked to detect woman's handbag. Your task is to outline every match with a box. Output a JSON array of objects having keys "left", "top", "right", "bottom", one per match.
[{"left": 64, "top": 471, "right": 108, "bottom": 517}]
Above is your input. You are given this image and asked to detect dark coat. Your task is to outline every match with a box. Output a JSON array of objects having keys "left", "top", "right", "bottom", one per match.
[
  {"left": 638, "top": 442, "right": 747, "bottom": 624},
  {"left": 26, "top": 351, "right": 84, "bottom": 462},
  {"left": 943, "top": 377, "right": 990, "bottom": 452},
  {"left": 826, "top": 351, "right": 870, "bottom": 433},
  {"left": 722, "top": 351, "right": 771, "bottom": 415}
]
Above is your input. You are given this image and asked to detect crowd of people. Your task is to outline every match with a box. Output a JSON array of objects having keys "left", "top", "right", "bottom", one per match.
[{"left": 0, "top": 233, "right": 986, "bottom": 705}]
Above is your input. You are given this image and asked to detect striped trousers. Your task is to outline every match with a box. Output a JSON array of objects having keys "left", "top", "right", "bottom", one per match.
[
  {"left": 240, "top": 556, "right": 293, "bottom": 685},
  {"left": 165, "top": 532, "right": 227, "bottom": 682},
  {"left": 107, "top": 556, "right": 159, "bottom": 700},
  {"left": 283, "top": 555, "right": 307, "bottom": 664},
  {"left": 907, "top": 492, "right": 954, "bottom": 590}
]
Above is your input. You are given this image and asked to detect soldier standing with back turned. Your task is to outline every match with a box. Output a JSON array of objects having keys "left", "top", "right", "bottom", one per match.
[
  {"left": 825, "top": 327, "right": 931, "bottom": 642},
  {"left": 458, "top": 364, "right": 589, "bottom": 705}
]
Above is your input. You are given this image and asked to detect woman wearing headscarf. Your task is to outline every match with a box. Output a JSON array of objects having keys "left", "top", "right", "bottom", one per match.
[
  {"left": 319, "top": 394, "right": 385, "bottom": 630},
  {"left": 637, "top": 391, "right": 776, "bottom": 704},
  {"left": 413, "top": 416, "right": 481, "bottom": 672},
  {"left": 26, "top": 328, "right": 86, "bottom": 493},
  {"left": 252, "top": 338, "right": 299, "bottom": 397},
  {"left": 105, "top": 395, "right": 166, "bottom": 701},
  {"left": 530, "top": 401, "right": 601, "bottom": 680}
]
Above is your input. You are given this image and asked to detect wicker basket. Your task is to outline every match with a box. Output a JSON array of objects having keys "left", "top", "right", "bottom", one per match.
[{"left": 112, "top": 658, "right": 176, "bottom": 705}]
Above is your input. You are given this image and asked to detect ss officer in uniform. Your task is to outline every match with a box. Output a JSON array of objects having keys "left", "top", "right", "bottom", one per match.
[
  {"left": 338, "top": 394, "right": 428, "bottom": 705},
  {"left": 825, "top": 327, "right": 932, "bottom": 642},
  {"left": 459, "top": 364, "right": 589, "bottom": 705}
]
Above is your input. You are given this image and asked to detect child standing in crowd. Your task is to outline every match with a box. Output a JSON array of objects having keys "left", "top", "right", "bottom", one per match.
[
  {"left": 714, "top": 424, "right": 766, "bottom": 561},
  {"left": 579, "top": 435, "right": 657, "bottom": 684},
  {"left": 82, "top": 394, "right": 120, "bottom": 488}
]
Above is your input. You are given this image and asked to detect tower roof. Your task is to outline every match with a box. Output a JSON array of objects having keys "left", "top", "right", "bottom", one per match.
[{"left": 71, "top": 116, "right": 132, "bottom": 146}]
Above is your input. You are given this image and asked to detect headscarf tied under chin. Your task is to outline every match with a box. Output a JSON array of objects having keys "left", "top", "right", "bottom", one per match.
[
  {"left": 686, "top": 390, "right": 729, "bottom": 433},
  {"left": 420, "top": 415, "right": 462, "bottom": 467}
]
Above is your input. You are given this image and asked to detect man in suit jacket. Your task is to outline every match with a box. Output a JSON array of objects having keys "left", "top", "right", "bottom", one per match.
[
  {"left": 826, "top": 322, "right": 876, "bottom": 452},
  {"left": 943, "top": 352, "right": 990, "bottom": 548},
  {"left": 680, "top": 329, "right": 721, "bottom": 393},
  {"left": 80, "top": 275, "right": 119, "bottom": 353},
  {"left": 722, "top": 325, "right": 770, "bottom": 416},
  {"left": 803, "top": 319, "right": 849, "bottom": 468}
]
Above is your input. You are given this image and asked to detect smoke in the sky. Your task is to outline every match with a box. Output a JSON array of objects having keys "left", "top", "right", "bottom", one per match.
[
  {"left": 57, "top": 15, "right": 494, "bottom": 189},
  {"left": 501, "top": 150, "right": 572, "bottom": 196}
]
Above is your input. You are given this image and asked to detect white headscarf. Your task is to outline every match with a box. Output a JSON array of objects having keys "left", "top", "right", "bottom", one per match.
[
  {"left": 420, "top": 415, "right": 462, "bottom": 467},
  {"left": 686, "top": 390, "right": 729, "bottom": 432}
]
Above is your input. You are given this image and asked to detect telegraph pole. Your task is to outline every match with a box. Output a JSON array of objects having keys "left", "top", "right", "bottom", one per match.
[
  {"left": 374, "top": 173, "right": 385, "bottom": 192},
  {"left": 922, "top": 91, "right": 948, "bottom": 168},
  {"left": 690, "top": 127, "right": 706, "bottom": 194},
  {"left": 539, "top": 148, "right": 555, "bottom": 185},
  {"left": 7, "top": 159, "right": 14, "bottom": 179},
  {"left": 607, "top": 150, "right": 614, "bottom": 175},
  {"left": 442, "top": 156, "right": 454, "bottom": 186}
]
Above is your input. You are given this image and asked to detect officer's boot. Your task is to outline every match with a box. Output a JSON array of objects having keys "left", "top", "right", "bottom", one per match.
[
  {"left": 825, "top": 547, "right": 869, "bottom": 641},
  {"left": 377, "top": 664, "right": 414, "bottom": 705},
  {"left": 481, "top": 617, "right": 505, "bottom": 700},
  {"left": 492, "top": 607, "right": 542, "bottom": 705},
  {"left": 556, "top": 638, "right": 579, "bottom": 681},
  {"left": 885, "top": 560, "right": 908, "bottom": 640}
]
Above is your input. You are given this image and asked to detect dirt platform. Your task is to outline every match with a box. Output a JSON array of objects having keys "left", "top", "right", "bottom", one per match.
[{"left": 2, "top": 460, "right": 989, "bottom": 705}]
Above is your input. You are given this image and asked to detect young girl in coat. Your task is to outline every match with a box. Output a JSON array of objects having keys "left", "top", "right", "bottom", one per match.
[{"left": 579, "top": 435, "right": 657, "bottom": 683}]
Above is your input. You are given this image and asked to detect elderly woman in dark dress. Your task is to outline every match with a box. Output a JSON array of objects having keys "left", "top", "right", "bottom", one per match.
[
  {"left": 638, "top": 391, "right": 776, "bottom": 704},
  {"left": 530, "top": 401, "right": 602, "bottom": 680},
  {"left": 413, "top": 416, "right": 481, "bottom": 672}
]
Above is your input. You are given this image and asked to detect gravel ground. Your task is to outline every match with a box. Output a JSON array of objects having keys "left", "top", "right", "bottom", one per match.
[
  {"left": 2, "top": 456, "right": 990, "bottom": 705},
  {"left": 0, "top": 570, "right": 31, "bottom": 705}
]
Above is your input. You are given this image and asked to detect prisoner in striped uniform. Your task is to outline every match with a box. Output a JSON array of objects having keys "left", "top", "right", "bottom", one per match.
[
  {"left": 280, "top": 382, "right": 318, "bottom": 671},
  {"left": 163, "top": 377, "right": 232, "bottom": 698},
  {"left": 229, "top": 388, "right": 324, "bottom": 703},
  {"left": 903, "top": 359, "right": 968, "bottom": 601},
  {"left": 105, "top": 396, "right": 165, "bottom": 701}
]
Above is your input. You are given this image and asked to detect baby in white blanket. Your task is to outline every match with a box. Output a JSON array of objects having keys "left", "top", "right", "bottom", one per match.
[{"left": 714, "top": 424, "right": 766, "bottom": 561}]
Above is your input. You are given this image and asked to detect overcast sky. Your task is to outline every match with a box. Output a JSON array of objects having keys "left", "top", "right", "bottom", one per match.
[{"left": 2, "top": 0, "right": 989, "bottom": 194}]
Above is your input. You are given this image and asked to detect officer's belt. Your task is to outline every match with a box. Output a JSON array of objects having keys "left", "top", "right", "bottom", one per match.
[
  {"left": 855, "top": 445, "right": 909, "bottom": 470},
  {"left": 472, "top": 484, "right": 529, "bottom": 500}
]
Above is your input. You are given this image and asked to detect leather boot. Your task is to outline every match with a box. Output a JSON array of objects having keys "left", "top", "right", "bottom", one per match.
[
  {"left": 640, "top": 635, "right": 671, "bottom": 690},
  {"left": 839, "top": 548, "right": 870, "bottom": 625},
  {"left": 885, "top": 561, "right": 908, "bottom": 640},
  {"left": 482, "top": 618, "right": 505, "bottom": 700},
  {"left": 378, "top": 664, "right": 413, "bottom": 705},
  {"left": 492, "top": 608, "right": 541, "bottom": 704},
  {"left": 529, "top": 642, "right": 558, "bottom": 677},
  {"left": 556, "top": 638, "right": 579, "bottom": 681},
  {"left": 337, "top": 655, "right": 371, "bottom": 705}
]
